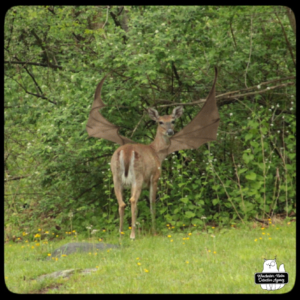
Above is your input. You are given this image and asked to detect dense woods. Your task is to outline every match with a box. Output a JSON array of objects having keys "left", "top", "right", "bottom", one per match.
[{"left": 4, "top": 6, "right": 295, "bottom": 238}]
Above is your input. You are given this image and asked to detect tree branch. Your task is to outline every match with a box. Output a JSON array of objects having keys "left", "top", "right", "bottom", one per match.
[
  {"left": 110, "top": 9, "right": 127, "bottom": 43},
  {"left": 172, "top": 62, "right": 182, "bottom": 86},
  {"left": 285, "top": 7, "right": 296, "bottom": 37},
  {"left": 275, "top": 11, "right": 296, "bottom": 68},
  {"left": 5, "top": 60, "right": 62, "bottom": 69},
  {"left": 7, "top": 58, "right": 57, "bottom": 105},
  {"left": 4, "top": 175, "right": 30, "bottom": 183},
  {"left": 229, "top": 16, "right": 237, "bottom": 49},
  {"left": 244, "top": 14, "right": 253, "bottom": 88},
  {"left": 157, "top": 81, "right": 295, "bottom": 108}
]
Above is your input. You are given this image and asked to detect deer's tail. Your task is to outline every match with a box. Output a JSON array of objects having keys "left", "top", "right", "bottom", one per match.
[{"left": 119, "top": 149, "right": 135, "bottom": 185}]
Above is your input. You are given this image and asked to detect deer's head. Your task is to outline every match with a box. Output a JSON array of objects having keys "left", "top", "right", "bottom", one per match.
[{"left": 148, "top": 106, "right": 183, "bottom": 136}]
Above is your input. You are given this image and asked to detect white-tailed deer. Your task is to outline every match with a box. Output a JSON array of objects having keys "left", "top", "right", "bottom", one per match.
[
  {"left": 110, "top": 107, "right": 183, "bottom": 239},
  {"left": 86, "top": 68, "right": 219, "bottom": 239}
]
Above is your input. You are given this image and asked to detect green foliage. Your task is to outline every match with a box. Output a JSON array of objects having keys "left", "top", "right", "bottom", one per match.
[{"left": 4, "top": 6, "right": 295, "bottom": 236}]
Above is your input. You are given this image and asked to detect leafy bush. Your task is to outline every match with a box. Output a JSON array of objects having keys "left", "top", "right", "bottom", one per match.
[{"left": 4, "top": 6, "right": 295, "bottom": 237}]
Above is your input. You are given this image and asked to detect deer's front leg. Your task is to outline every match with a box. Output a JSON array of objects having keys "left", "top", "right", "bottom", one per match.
[{"left": 149, "top": 176, "right": 158, "bottom": 235}]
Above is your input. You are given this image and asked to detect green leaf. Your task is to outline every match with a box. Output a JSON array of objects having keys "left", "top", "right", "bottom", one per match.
[
  {"left": 238, "top": 168, "right": 247, "bottom": 175},
  {"left": 180, "top": 197, "right": 189, "bottom": 204},
  {"left": 244, "top": 133, "right": 252, "bottom": 142},
  {"left": 212, "top": 199, "right": 219, "bottom": 206},
  {"left": 185, "top": 211, "right": 196, "bottom": 219},
  {"left": 246, "top": 172, "right": 257, "bottom": 180}
]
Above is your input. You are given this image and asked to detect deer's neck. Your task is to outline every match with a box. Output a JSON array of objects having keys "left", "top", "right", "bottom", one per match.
[{"left": 150, "top": 130, "right": 170, "bottom": 164}]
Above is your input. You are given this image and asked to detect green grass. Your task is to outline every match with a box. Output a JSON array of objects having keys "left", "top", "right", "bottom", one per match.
[{"left": 5, "top": 221, "right": 295, "bottom": 293}]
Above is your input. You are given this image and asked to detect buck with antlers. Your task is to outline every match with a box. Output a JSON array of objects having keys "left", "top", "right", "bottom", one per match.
[{"left": 86, "top": 68, "right": 219, "bottom": 239}]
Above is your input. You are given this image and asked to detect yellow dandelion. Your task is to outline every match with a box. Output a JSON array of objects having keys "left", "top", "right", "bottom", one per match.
[
  {"left": 35, "top": 243, "right": 40, "bottom": 246},
  {"left": 48, "top": 253, "right": 51, "bottom": 256},
  {"left": 166, "top": 224, "right": 170, "bottom": 227},
  {"left": 21, "top": 245, "right": 24, "bottom": 248},
  {"left": 267, "top": 233, "right": 270, "bottom": 235},
  {"left": 276, "top": 228, "right": 279, "bottom": 230},
  {"left": 262, "top": 232, "right": 265, "bottom": 235},
  {"left": 88, "top": 252, "right": 92, "bottom": 255},
  {"left": 129, "top": 227, "right": 132, "bottom": 230},
  {"left": 137, "top": 262, "right": 141, "bottom": 266},
  {"left": 31, "top": 246, "right": 34, "bottom": 249},
  {"left": 261, "top": 227, "right": 265, "bottom": 230},
  {"left": 172, "top": 226, "right": 175, "bottom": 229},
  {"left": 56, "top": 235, "right": 59, "bottom": 237},
  {"left": 186, "top": 237, "right": 190, "bottom": 240},
  {"left": 98, "top": 238, "right": 102, "bottom": 242},
  {"left": 269, "top": 237, "right": 272, "bottom": 240},
  {"left": 38, "top": 228, "right": 41, "bottom": 231},
  {"left": 186, "top": 261, "right": 189, "bottom": 264},
  {"left": 45, "top": 231, "right": 49, "bottom": 234},
  {"left": 168, "top": 235, "right": 171, "bottom": 238},
  {"left": 287, "top": 222, "right": 291, "bottom": 225},
  {"left": 212, "top": 227, "right": 215, "bottom": 229},
  {"left": 213, "top": 251, "right": 217, "bottom": 254},
  {"left": 183, "top": 237, "right": 186, "bottom": 240},
  {"left": 120, "top": 232, "right": 124, "bottom": 235},
  {"left": 193, "top": 224, "right": 196, "bottom": 227},
  {"left": 55, "top": 257, "right": 58, "bottom": 261},
  {"left": 170, "top": 239, "right": 173, "bottom": 242},
  {"left": 208, "top": 250, "right": 211, "bottom": 252},
  {"left": 61, "top": 254, "right": 67, "bottom": 257},
  {"left": 183, "top": 242, "right": 185, "bottom": 245},
  {"left": 94, "top": 252, "right": 97, "bottom": 255},
  {"left": 72, "top": 230, "right": 76, "bottom": 232},
  {"left": 188, "top": 233, "right": 192, "bottom": 236},
  {"left": 96, "top": 266, "right": 99, "bottom": 269},
  {"left": 22, "top": 232, "right": 27, "bottom": 236},
  {"left": 144, "top": 269, "right": 149, "bottom": 273},
  {"left": 103, "top": 229, "right": 106, "bottom": 232},
  {"left": 254, "top": 239, "right": 257, "bottom": 242},
  {"left": 259, "top": 237, "right": 262, "bottom": 240},
  {"left": 34, "top": 234, "right": 41, "bottom": 238},
  {"left": 25, "top": 240, "right": 28, "bottom": 243}
]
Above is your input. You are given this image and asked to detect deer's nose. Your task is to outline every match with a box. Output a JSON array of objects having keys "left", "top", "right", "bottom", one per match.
[{"left": 167, "top": 129, "right": 174, "bottom": 136}]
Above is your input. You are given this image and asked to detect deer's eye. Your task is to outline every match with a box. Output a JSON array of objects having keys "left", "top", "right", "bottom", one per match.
[
  {"left": 159, "top": 121, "right": 164, "bottom": 125},
  {"left": 171, "top": 121, "right": 175, "bottom": 124}
]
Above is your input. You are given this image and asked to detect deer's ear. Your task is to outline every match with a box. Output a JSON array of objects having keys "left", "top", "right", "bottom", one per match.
[
  {"left": 148, "top": 108, "right": 160, "bottom": 121},
  {"left": 172, "top": 106, "right": 184, "bottom": 119}
]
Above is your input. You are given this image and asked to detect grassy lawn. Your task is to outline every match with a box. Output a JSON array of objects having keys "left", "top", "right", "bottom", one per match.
[{"left": 5, "top": 221, "right": 295, "bottom": 293}]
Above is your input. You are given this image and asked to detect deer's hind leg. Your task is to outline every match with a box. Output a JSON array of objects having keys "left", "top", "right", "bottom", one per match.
[
  {"left": 113, "top": 175, "right": 126, "bottom": 234},
  {"left": 129, "top": 181, "right": 143, "bottom": 240}
]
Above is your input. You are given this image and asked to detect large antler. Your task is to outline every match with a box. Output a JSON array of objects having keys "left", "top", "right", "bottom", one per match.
[{"left": 86, "top": 74, "right": 134, "bottom": 145}]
